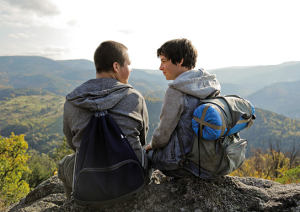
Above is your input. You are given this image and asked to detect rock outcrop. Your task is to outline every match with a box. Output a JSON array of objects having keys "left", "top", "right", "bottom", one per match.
[{"left": 5, "top": 171, "right": 300, "bottom": 212}]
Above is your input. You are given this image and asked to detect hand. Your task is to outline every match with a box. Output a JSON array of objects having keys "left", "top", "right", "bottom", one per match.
[{"left": 145, "top": 144, "right": 152, "bottom": 153}]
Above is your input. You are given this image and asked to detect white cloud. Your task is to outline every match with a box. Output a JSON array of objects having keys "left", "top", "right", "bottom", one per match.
[
  {"left": 117, "top": 29, "right": 135, "bottom": 35},
  {"left": 8, "top": 32, "right": 36, "bottom": 39},
  {"left": 1, "top": 0, "right": 300, "bottom": 69},
  {"left": 67, "top": 19, "right": 80, "bottom": 28},
  {"left": 0, "top": 45, "right": 71, "bottom": 59},
  {"left": 0, "top": 0, "right": 73, "bottom": 29},
  {"left": 2, "top": 0, "right": 60, "bottom": 16},
  {"left": 24, "top": 45, "right": 70, "bottom": 59}
]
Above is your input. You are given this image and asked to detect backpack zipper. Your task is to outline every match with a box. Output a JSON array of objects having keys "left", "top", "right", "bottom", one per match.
[
  {"left": 78, "top": 159, "right": 143, "bottom": 173},
  {"left": 74, "top": 159, "right": 145, "bottom": 197}
]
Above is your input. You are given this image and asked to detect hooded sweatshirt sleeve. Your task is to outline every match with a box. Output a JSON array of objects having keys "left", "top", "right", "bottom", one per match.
[
  {"left": 150, "top": 87, "right": 184, "bottom": 149},
  {"left": 139, "top": 98, "right": 149, "bottom": 146},
  {"left": 63, "top": 102, "right": 76, "bottom": 152}
]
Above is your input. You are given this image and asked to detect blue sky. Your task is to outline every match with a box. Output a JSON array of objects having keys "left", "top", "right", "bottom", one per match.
[{"left": 0, "top": 0, "right": 299, "bottom": 70}]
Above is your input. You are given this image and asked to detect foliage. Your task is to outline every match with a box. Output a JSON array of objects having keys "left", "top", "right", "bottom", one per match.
[
  {"left": 0, "top": 87, "right": 48, "bottom": 101},
  {"left": 240, "top": 108, "right": 300, "bottom": 155},
  {"left": 128, "top": 78, "right": 162, "bottom": 92},
  {"left": 22, "top": 149, "right": 57, "bottom": 188},
  {"left": 230, "top": 148, "right": 290, "bottom": 180},
  {"left": 230, "top": 136, "right": 300, "bottom": 183},
  {"left": 0, "top": 92, "right": 65, "bottom": 153},
  {"left": 275, "top": 166, "right": 300, "bottom": 184},
  {"left": 141, "top": 90, "right": 166, "bottom": 100},
  {"left": 0, "top": 56, "right": 94, "bottom": 95},
  {"left": 51, "top": 137, "right": 74, "bottom": 162},
  {"left": 0, "top": 133, "right": 30, "bottom": 206},
  {"left": 144, "top": 97, "right": 163, "bottom": 142},
  {"left": 1, "top": 123, "right": 32, "bottom": 135}
]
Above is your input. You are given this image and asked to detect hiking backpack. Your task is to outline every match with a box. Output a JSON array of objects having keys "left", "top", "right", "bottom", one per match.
[
  {"left": 72, "top": 110, "right": 147, "bottom": 207},
  {"left": 179, "top": 95, "right": 255, "bottom": 179}
]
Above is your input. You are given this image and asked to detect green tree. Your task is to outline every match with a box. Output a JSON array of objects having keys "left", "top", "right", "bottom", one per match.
[
  {"left": 0, "top": 133, "right": 30, "bottom": 206},
  {"left": 22, "top": 149, "right": 57, "bottom": 188},
  {"left": 51, "top": 137, "right": 74, "bottom": 162},
  {"left": 275, "top": 165, "right": 300, "bottom": 184}
]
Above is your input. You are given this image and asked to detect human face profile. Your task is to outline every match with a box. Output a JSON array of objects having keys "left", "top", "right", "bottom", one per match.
[
  {"left": 116, "top": 52, "right": 132, "bottom": 84},
  {"left": 159, "top": 55, "right": 185, "bottom": 81}
]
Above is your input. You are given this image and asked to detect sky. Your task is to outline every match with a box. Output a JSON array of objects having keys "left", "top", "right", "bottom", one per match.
[{"left": 0, "top": 0, "right": 299, "bottom": 70}]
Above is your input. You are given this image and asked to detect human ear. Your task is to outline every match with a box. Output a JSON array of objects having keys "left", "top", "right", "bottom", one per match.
[
  {"left": 177, "top": 58, "right": 184, "bottom": 66},
  {"left": 113, "top": 62, "right": 119, "bottom": 73}
]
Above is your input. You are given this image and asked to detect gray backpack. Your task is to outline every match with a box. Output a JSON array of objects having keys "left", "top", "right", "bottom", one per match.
[{"left": 179, "top": 95, "right": 255, "bottom": 179}]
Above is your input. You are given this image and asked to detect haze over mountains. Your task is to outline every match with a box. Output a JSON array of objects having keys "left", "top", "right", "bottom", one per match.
[
  {"left": 210, "top": 62, "right": 300, "bottom": 96},
  {"left": 0, "top": 56, "right": 299, "bottom": 154},
  {"left": 2, "top": 56, "right": 299, "bottom": 117}
]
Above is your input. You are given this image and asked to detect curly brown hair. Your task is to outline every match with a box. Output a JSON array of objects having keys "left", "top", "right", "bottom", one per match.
[{"left": 157, "top": 38, "right": 197, "bottom": 70}]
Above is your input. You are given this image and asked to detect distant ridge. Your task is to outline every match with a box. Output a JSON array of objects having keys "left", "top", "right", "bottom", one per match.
[
  {"left": 0, "top": 56, "right": 168, "bottom": 95},
  {"left": 209, "top": 61, "right": 300, "bottom": 71},
  {"left": 57, "top": 59, "right": 95, "bottom": 70},
  {"left": 1, "top": 55, "right": 299, "bottom": 106},
  {"left": 1, "top": 56, "right": 300, "bottom": 155},
  {"left": 209, "top": 61, "right": 300, "bottom": 85},
  {"left": 247, "top": 79, "right": 300, "bottom": 119}
]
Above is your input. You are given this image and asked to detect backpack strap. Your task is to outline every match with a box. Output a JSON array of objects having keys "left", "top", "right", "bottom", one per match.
[
  {"left": 95, "top": 110, "right": 108, "bottom": 117},
  {"left": 238, "top": 116, "right": 255, "bottom": 130}
]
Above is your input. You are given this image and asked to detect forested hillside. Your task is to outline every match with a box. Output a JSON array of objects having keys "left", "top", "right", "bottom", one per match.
[
  {"left": 240, "top": 108, "right": 300, "bottom": 153},
  {"left": 0, "top": 88, "right": 64, "bottom": 153},
  {"left": 1, "top": 56, "right": 300, "bottom": 205},
  {"left": 0, "top": 56, "right": 167, "bottom": 95}
]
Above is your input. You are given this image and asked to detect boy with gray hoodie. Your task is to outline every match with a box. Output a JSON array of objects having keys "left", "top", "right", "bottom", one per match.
[
  {"left": 145, "top": 38, "right": 220, "bottom": 178},
  {"left": 58, "top": 41, "right": 149, "bottom": 200}
]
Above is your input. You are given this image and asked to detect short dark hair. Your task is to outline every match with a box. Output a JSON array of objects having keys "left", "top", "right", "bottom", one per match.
[
  {"left": 94, "top": 41, "right": 128, "bottom": 73},
  {"left": 157, "top": 38, "right": 197, "bottom": 70}
]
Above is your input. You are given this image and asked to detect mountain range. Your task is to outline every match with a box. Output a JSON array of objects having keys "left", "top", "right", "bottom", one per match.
[{"left": 1, "top": 55, "right": 300, "bottom": 154}]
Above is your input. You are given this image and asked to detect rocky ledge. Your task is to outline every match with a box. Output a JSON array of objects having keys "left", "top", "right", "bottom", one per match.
[{"left": 5, "top": 171, "right": 300, "bottom": 212}]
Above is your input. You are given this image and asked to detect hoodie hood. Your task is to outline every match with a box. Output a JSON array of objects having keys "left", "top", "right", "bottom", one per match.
[
  {"left": 169, "top": 69, "right": 221, "bottom": 99},
  {"left": 66, "top": 78, "right": 132, "bottom": 111}
]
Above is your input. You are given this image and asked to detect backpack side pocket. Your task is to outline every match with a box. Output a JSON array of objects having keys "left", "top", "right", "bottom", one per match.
[{"left": 219, "top": 135, "right": 247, "bottom": 175}]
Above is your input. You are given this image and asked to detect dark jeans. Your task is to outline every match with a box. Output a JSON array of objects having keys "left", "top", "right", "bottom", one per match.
[{"left": 147, "top": 150, "right": 193, "bottom": 178}]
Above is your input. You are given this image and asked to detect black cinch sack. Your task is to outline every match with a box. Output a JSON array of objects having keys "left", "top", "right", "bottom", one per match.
[{"left": 72, "top": 110, "right": 146, "bottom": 207}]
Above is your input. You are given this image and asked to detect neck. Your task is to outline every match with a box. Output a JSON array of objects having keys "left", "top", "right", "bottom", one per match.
[{"left": 96, "top": 71, "right": 116, "bottom": 79}]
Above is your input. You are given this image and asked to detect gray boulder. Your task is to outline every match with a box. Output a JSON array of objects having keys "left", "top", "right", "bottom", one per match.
[{"left": 5, "top": 171, "right": 300, "bottom": 212}]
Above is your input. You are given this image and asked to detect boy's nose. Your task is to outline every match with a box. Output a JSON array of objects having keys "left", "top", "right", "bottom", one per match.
[{"left": 159, "top": 64, "right": 163, "bottom": 70}]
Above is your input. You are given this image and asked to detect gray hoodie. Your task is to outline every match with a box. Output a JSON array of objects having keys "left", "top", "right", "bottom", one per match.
[
  {"left": 150, "top": 69, "right": 220, "bottom": 171},
  {"left": 63, "top": 78, "right": 149, "bottom": 165},
  {"left": 150, "top": 69, "right": 220, "bottom": 149}
]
